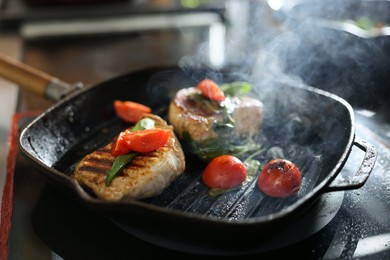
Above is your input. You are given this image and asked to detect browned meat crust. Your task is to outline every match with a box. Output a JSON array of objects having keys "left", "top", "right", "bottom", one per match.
[
  {"left": 168, "top": 87, "right": 264, "bottom": 142},
  {"left": 73, "top": 114, "right": 185, "bottom": 201}
]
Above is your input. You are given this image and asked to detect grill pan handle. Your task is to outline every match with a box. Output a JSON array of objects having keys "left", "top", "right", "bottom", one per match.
[
  {"left": 0, "top": 53, "right": 81, "bottom": 101},
  {"left": 324, "top": 136, "right": 377, "bottom": 192}
]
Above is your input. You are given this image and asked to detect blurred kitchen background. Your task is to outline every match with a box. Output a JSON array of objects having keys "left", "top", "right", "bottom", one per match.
[{"left": 2, "top": 0, "right": 390, "bottom": 111}]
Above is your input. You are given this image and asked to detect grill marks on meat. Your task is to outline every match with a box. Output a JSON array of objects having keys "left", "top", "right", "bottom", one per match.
[
  {"left": 73, "top": 114, "right": 185, "bottom": 201},
  {"left": 77, "top": 147, "right": 113, "bottom": 174},
  {"left": 168, "top": 87, "right": 264, "bottom": 142}
]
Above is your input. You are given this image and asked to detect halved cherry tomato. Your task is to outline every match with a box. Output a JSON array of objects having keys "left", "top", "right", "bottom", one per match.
[
  {"left": 111, "top": 130, "right": 132, "bottom": 156},
  {"left": 114, "top": 100, "right": 152, "bottom": 123},
  {"left": 121, "top": 128, "right": 170, "bottom": 153},
  {"left": 196, "top": 79, "right": 225, "bottom": 102},
  {"left": 257, "top": 159, "right": 302, "bottom": 197},
  {"left": 202, "top": 155, "right": 247, "bottom": 189}
]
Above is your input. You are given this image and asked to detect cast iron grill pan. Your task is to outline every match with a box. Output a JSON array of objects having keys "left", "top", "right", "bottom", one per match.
[{"left": 18, "top": 66, "right": 375, "bottom": 245}]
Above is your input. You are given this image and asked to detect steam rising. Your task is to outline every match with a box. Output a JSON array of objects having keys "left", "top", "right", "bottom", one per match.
[
  {"left": 276, "top": 0, "right": 390, "bottom": 109},
  {"left": 141, "top": 1, "right": 364, "bottom": 203},
  {"left": 193, "top": 0, "right": 390, "bottom": 110}
]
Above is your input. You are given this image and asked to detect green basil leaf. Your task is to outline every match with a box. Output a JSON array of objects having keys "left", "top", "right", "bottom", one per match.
[
  {"left": 105, "top": 153, "right": 138, "bottom": 186},
  {"left": 105, "top": 117, "right": 156, "bottom": 186},
  {"left": 208, "top": 188, "right": 230, "bottom": 197},
  {"left": 187, "top": 93, "right": 222, "bottom": 113},
  {"left": 220, "top": 82, "right": 252, "bottom": 96},
  {"left": 244, "top": 159, "right": 261, "bottom": 177},
  {"left": 132, "top": 118, "right": 155, "bottom": 131},
  {"left": 183, "top": 131, "right": 263, "bottom": 162}
]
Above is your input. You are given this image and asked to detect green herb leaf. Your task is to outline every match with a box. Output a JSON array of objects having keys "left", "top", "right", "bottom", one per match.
[
  {"left": 244, "top": 158, "right": 261, "bottom": 177},
  {"left": 105, "top": 117, "right": 156, "bottom": 186},
  {"left": 208, "top": 188, "right": 230, "bottom": 197},
  {"left": 220, "top": 82, "right": 252, "bottom": 96},
  {"left": 105, "top": 153, "right": 138, "bottom": 186},
  {"left": 132, "top": 118, "right": 155, "bottom": 131},
  {"left": 187, "top": 93, "right": 222, "bottom": 113},
  {"left": 183, "top": 131, "right": 263, "bottom": 162}
]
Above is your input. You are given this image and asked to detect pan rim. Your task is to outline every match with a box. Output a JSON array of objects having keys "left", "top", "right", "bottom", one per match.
[{"left": 17, "top": 66, "right": 356, "bottom": 227}]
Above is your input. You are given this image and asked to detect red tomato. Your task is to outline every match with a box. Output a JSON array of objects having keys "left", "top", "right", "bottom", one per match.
[
  {"left": 202, "top": 155, "right": 247, "bottom": 189},
  {"left": 121, "top": 128, "right": 170, "bottom": 153},
  {"left": 114, "top": 100, "right": 152, "bottom": 123},
  {"left": 196, "top": 79, "right": 225, "bottom": 102},
  {"left": 111, "top": 130, "right": 132, "bottom": 156},
  {"left": 257, "top": 159, "right": 302, "bottom": 197}
]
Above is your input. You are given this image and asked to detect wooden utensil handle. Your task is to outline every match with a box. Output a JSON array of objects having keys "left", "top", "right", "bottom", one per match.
[{"left": 0, "top": 53, "right": 54, "bottom": 97}]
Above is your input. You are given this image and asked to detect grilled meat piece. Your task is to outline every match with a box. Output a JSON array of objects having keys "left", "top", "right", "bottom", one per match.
[
  {"left": 73, "top": 114, "right": 185, "bottom": 201},
  {"left": 168, "top": 87, "right": 264, "bottom": 142}
]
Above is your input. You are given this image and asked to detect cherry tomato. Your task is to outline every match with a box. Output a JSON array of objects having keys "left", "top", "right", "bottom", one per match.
[
  {"left": 111, "top": 130, "right": 132, "bottom": 156},
  {"left": 122, "top": 128, "right": 170, "bottom": 153},
  {"left": 114, "top": 100, "right": 152, "bottom": 123},
  {"left": 257, "top": 159, "right": 302, "bottom": 197},
  {"left": 197, "top": 79, "right": 225, "bottom": 102},
  {"left": 202, "top": 155, "right": 247, "bottom": 189}
]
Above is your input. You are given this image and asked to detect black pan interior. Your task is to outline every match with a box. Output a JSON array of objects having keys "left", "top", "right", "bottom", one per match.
[{"left": 18, "top": 66, "right": 354, "bottom": 239}]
